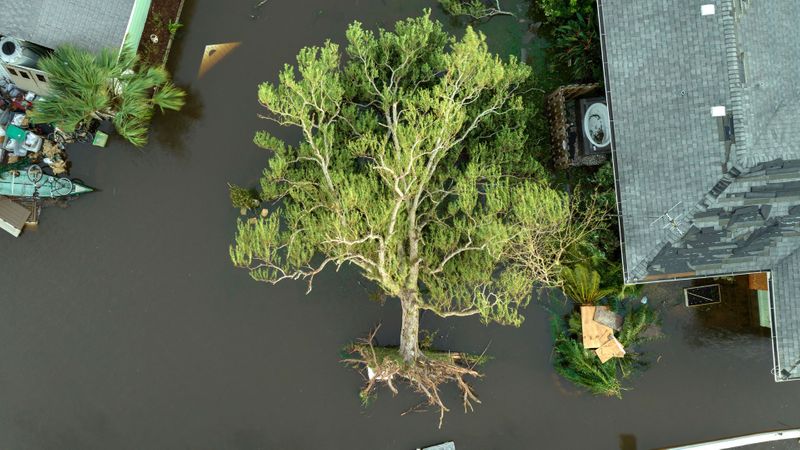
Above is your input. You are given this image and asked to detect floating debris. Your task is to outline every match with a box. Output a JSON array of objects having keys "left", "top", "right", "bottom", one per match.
[
  {"left": 198, "top": 42, "right": 241, "bottom": 78},
  {"left": 250, "top": 0, "right": 270, "bottom": 20}
]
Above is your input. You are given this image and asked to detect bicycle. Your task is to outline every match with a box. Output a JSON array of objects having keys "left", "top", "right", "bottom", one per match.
[{"left": 47, "top": 126, "right": 95, "bottom": 149}]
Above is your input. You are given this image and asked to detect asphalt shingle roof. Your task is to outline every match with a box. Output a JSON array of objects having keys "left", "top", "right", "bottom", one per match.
[
  {"left": 600, "top": 0, "right": 800, "bottom": 379},
  {"left": 0, "top": 0, "right": 136, "bottom": 54}
]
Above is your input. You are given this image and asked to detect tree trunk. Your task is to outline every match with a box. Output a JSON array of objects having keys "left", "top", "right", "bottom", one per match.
[{"left": 399, "top": 294, "right": 421, "bottom": 363}]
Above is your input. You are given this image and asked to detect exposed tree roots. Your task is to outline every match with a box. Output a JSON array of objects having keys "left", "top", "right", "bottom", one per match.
[{"left": 342, "top": 327, "right": 486, "bottom": 428}]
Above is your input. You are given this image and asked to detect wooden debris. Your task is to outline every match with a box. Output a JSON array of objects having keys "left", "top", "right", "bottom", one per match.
[
  {"left": 198, "top": 42, "right": 241, "bottom": 78},
  {"left": 42, "top": 140, "right": 60, "bottom": 158},
  {"left": 595, "top": 335, "right": 626, "bottom": 363},
  {"left": 581, "top": 306, "right": 614, "bottom": 349},
  {"left": 0, "top": 196, "right": 31, "bottom": 237}
]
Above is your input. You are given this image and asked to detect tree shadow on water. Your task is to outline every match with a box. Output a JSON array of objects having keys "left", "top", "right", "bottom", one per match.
[
  {"left": 151, "top": 86, "right": 204, "bottom": 159},
  {"left": 619, "top": 434, "right": 637, "bottom": 450}
]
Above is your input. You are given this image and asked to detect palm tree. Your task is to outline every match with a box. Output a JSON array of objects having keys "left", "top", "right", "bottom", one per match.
[
  {"left": 30, "top": 45, "right": 186, "bottom": 146},
  {"left": 560, "top": 263, "right": 615, "bottom": 305}
]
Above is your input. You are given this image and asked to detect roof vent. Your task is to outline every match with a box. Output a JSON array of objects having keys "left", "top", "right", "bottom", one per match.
[
  {"left": 701, "top": 4, "right": 716, "bottom": 15},
  {"left": 0, "top": 37, "right": 41, "bottom": 67},
  {"left": 711, "top": 106, "right": 727, "bottom": 117}
]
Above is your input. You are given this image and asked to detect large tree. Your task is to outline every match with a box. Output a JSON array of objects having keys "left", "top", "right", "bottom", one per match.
[{"left": 231, "top": 12, "right": 602, "bottom": 420}]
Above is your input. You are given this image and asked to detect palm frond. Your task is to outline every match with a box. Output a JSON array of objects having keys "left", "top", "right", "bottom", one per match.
[
  {"left": 31, "top": 44, "right": 186, "bottom": 146},
  {"left": 152, "top": 82, "right": 187, "bottom": 112},
  {"left": 560, "top": 264, "right": 615, "bottom": 305}
]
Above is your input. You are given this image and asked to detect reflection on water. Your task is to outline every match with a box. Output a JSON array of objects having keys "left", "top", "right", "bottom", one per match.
[
  {"left": 642, "top": 275, "right": 771, "bottom": 355},
  {"left": 619, "top": 434, "right": 637, "bottom": 450},
  {"left": 150, "top": 87, "right": 204, "bottom": 157}
]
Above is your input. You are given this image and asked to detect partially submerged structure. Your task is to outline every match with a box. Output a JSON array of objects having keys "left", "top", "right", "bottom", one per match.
[
  {"left": 546, "top": 83, "right": 611, "bottom": 168},
  {"left": 599, "top": 0, "right": 800, "bottom": 380},
  {"left": 0, "top": 0, "right": 152, "bottom": 95},
  {"left": 0, "top": 195, "right": 29, "bottom": 237}
]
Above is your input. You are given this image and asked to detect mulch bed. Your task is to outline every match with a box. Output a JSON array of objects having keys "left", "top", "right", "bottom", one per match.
[{"left": 139, "top": 0, "right": 184, "bottom": 66}]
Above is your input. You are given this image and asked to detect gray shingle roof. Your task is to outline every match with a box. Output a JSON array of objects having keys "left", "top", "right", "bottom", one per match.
[
  {"left": 600, "top": 0, "right": 800, "bottom": 379},
  {"left": 0, "top": 0, "right": 136, "bottom": 54}
]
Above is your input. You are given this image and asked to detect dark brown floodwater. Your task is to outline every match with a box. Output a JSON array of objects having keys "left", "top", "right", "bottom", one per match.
[{"left": 1, "top": 1, "right": 798, "bottom": 449}]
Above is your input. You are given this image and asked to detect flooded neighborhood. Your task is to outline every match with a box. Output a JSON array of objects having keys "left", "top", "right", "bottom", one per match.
[{"left": 0, "top": 1, "right": 798, "bottom": 449}]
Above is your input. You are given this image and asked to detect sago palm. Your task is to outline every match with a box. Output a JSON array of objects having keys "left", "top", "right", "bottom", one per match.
[
  {"left": 560, "top": 263, "right": 615, "bottom": 305},
  {"left": 30, "top": 45, "right": 186, "bottom": 146}
]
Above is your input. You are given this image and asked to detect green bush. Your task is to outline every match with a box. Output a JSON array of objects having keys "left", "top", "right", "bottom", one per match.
[
  {"left": 549, "top": 13, "right": 602, "bottom": 82},
  {"left": 439, "top": 0, "right": 515, "bottom": 20},
  {"left": 30, "top": 45, "right": 186, "bottom": 146},
  {"left": 228, "top": 183, "right": 260, "bottom": 210},
  {"left": 560, "top": 264, "right": 615, "bottom": 305},
  {"left": 538, "top": 0, "right": 595, "bottom": 20},
  {"left": 550, "top": 303, "right": 661, "bottom": 397}
]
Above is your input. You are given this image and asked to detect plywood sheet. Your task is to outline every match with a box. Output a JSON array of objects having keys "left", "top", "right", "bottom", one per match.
[
  {"left": 595, "top": 335, "right": 626, "bottom": 363},
  {"left": 581, "top": 306, "right": 613, "bottom": 349}
]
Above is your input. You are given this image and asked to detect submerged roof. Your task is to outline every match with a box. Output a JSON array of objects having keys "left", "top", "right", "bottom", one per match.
[
  {"left": 0, "top": 0, "right": 137, "bottom": 54},
  {"left": 600, "top": 0, "right": 800, "bottom": 379}
]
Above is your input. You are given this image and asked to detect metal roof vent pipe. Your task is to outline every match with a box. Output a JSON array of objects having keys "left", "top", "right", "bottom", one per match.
[{"left": 0, "top": 37, "right": 43, "bottom": 68}]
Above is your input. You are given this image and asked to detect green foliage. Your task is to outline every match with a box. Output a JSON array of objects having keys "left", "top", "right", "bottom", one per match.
[
  {"left": 537, "top": 0, "right": 594, "bottom": 21},
  {"left": 569, "top": 162, "right": 634, "bottom": 299},
  {"left": 439, "top": 0, "right": 514, "bottom": 20},
  {"left": 560, "top": 264, "right": 614, "bottom": 305},
  {"left": 228, "top": 183, "right": 260, "bottom": 210},
  {"left": 549, "top": 13, "right": 601, "bottom": 82},
  {"left": 440, "top": 0, "right": 484, "bottom": 16},
  {"left": 551, "top": 316, "right": 622, "bottom": 397},
  {"left": 550, "top": 303, "right": 662, "bottom": 397},
  {"left": 29, "top": 45, "right": 186, "bottom": 146},
  {"left": 232, "top": 12, "right": 605, "bottom": 329},
  {"left": 167, "top": 20, "right": 183, "bottom": 36},
  {"left": 617, "top": 303, "right": 661, "bottom": 347}
]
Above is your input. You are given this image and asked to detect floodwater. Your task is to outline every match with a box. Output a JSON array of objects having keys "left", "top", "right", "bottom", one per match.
[{"left": 1, "top": 1, "right": 798, "bottom": 449}]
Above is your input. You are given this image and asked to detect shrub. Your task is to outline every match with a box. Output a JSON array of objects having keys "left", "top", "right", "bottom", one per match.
[
  {"left": 549, "top": 13, "right": 602, "bottom": 82},
  {"left": 30, "top": 45, "right": 186, "bottom": 146},
  {"left": 560, "top": 264, "right": 615, "bottom": 305},
  {"left": 228, "top": 183, "right": 260, "bottom": 210},
  {"left": 538, "top": 0, "right": 595, "bottom": 21},
  {"left": 550, "top": 303, "right": 661, "bottom": 397}
]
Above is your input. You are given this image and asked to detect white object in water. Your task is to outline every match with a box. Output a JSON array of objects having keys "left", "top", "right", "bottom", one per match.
[
  {"left": 583, "top": 102, "right": 611, "bottom": 148},
  {"left": 711, "top": 106, "right": 726, "bottom": 117},
  {"left": 701, "top": 4, "right": 716, "bottom": 15},
  {"left": 640, "top": 296, "right": 648, "bottom": 305},
  {"left": 663, "top": 428, "right": 800, "bottom": 449}
]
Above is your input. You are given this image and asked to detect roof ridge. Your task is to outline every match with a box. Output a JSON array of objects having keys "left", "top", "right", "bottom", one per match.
[{"left": 721, "top": 0, "right": 750, "bottom": 168}]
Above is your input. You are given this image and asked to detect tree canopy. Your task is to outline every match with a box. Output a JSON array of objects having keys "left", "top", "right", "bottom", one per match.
[
  {"left": 30, "top": 45, "right": 186, "bottom": 146},
  {"left": 231, "top": 12, "right": 603, "bottom": 363}
]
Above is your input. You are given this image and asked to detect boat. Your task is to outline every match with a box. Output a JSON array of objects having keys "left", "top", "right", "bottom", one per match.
[{"left": 0, "top": 165, "right": 92, "bottom": 198}]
